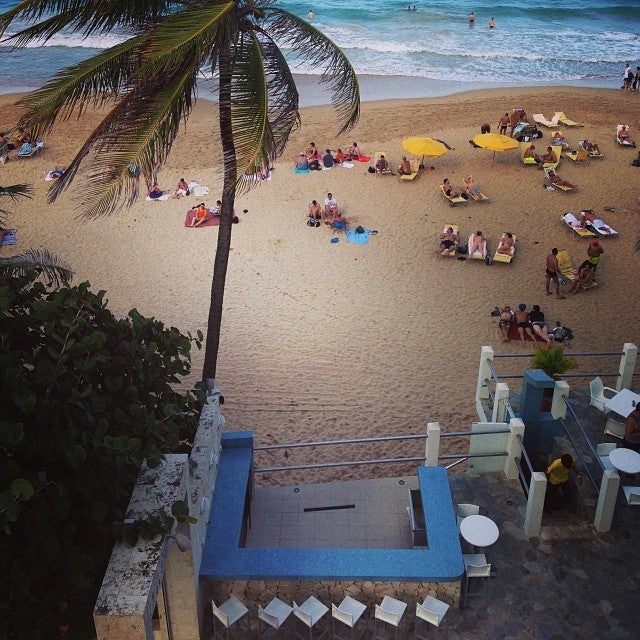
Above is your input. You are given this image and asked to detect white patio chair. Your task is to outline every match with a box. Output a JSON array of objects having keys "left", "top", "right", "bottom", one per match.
[
  {"left": 456, "top": 503, "right": 480, "bottom": 529},
  {"left": 331, "top": 596, "right": 367, "bottom": 640},
  {"left": 604, "top": 418, "right": 625, "bottom": 440},
  {"left": 462, "top": 553, "right": 492, "bottom": 608},
  {"left": 293, "top": 596, "right": 329, "bottom": 640},
  {"left": 258, "top": 598, "right": 293, "bottom": 638},
  {"left": 596, "top": 442, "right": 617, "bottom": 470},
  {"left": 212, "top": 597, "right": 250, "bottom": 640},
  {"left": 414, "top": 596, "right": 449, "bottom": 639},
  {"left": 373, "top": 595, "right": 407, "bottom": 640},
  {"left": 588, "top": 377, "right": 617, "bottom": 414}
]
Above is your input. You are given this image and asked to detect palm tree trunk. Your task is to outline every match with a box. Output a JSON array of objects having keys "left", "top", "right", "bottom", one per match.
[{"left": 202, "top": 43, "right": 237, "bottom": 392}]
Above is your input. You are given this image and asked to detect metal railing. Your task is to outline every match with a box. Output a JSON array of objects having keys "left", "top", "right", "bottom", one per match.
[{"left": 515, "top": 434, "right": 535, "bottom": 499}]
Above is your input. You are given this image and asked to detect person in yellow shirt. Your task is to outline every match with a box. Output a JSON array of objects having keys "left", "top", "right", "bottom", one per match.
[{"left": 546, "top": 454, "right": 582, "bottom": 509}]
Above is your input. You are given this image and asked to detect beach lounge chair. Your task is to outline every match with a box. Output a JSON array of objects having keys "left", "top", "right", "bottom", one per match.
[
  {"left": 520, "top": 141, "right": 538, "bottom": 166},
  {"left": 398, "top": 158, "right": 420, "bottom": 181},
  {"left": 581, "top": 210, "right": 618, "bottom": 236},
  {"left": 544, "top": 167, "right": 576, "bottom": 192},
  {"left": 464, "top": 176, "right": 490, "bottom": 202},
  {"left": 556, "top": 249, "right": 598, "bottom": 290},
  {"left": 579, "top": 140, "right": 603, "bottom": 158},
  {"left": 492, "top": 233, "right": 517, "bottom": 264},
  {"left": 616, "top": 124, "right": 636, "bottom": 147},
  {"left": 374, "top": 151, "right": 393, "bottom": 175},
  {"left": 561, "top": 212, "right": 597, "bottom": 237},
  {"left": 437, "top": 224, "right": 460, "bottom": 257},
  {"left": 439, "top": 184, "right": 468, "bottom": 206},
  {"left": 542, "top": 145, "right": 562, "bottom": 170},
  {"left": 554, "top": 111, "right": 581, "bottom": 127},
  {"left": 533, "top": 113, "right": 560, "bottom": 128},
  {"left": 565, "top": 148, "right": 590, "bottom": 162},
  {"left": 468, "top": 232, "right": 487, "bottom": 261}
]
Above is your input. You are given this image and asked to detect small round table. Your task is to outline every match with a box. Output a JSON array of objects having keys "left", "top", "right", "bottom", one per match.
[
  {"left": 608, "top": 448, "right": 640, "bottom": 475},
  {"left": 459, "top": 514, "right": 499, "bottom": 549}
]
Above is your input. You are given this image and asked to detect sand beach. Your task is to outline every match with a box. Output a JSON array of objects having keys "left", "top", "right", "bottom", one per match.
[{"left": 1, "top": 86, "right": 639, "bottom": 481}]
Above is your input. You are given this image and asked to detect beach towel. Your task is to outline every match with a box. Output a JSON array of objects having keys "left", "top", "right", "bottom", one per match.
[
  {"left": 184, "top": 210, "right": 220, "bottom": 227},
  {"left": 340, "top": 162, "right": 355, "bottom": 168},
  {"left": 187, "top": 181, "right": 209, "bottom": 196},
  {"left": 352, "top": 155, "right": 371, "bottom": 162},
  {"left": 345, "top": 229, "right": 372, "bottom": 245},
  {"left": 146, "top": 193, "right": 170, "bottom": 201},
  {"left": 0, "top": 229, "right": 17, "bottom": 246},
  {"left": 293, "top": 167, "right": 310, "bottom": 175}
]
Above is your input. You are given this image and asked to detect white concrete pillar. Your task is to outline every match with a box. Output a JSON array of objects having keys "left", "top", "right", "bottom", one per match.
[
  {"left": 492, "top": 382, "right": 510, "bottom": 423},
  {"left": 594, "top": 469, "right": 621, "bottom": 533},
  {"left": 524, "top": 472, "right": 547, "bottom": 538},
  {"left": 551, "top": 381, "right": 570, "bottom": 419},
  {"left": 476, "top": 346, "right": 494, "bottom": 401},
  {"left": 617, "top": 343, "right": 638, "bottom": 391},
  {"left": 505, "top": 419, "right": 525, "bottom": 480},
  {"left": 425, "top": 422, "right": 441, "bottom": 467}
]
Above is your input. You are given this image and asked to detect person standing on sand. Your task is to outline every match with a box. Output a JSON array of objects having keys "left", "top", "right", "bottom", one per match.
[
  {"left": 545, "top": 248, "right": 565, "bottom": 299},
  {"left": 498, "top": 112, "right": 509, "bottom": 135},
  {"left": 587, "top": 238, "right": 604, "bottom": 271}
]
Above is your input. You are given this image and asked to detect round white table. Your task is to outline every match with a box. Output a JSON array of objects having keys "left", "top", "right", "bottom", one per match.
[
  {"left": 459, "top": 514, "right": 499, "bottom": 548},
  {"left": 608, "top": 448, "right": 640, "bottom": 474}
]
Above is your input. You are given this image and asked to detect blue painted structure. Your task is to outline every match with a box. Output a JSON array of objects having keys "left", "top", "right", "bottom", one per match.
[
  {"left": 519, "top": 369, "right": 562, "bottom": 455},
  {"left": 200, "top": 432, "right": 464, "bottom": 583}
]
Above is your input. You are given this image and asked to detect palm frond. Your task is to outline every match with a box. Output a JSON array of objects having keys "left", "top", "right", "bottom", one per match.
[
  {"left": 0, "top": 184, "right": 33, "bottom": 225},
  {"left": 49, "top": 67, "right": 199, "bottom": 218},
  {"left": 0, "top": 248, "right": 73, "bottom": 287},
  {"left": 266, "top": 9, "right": 360, "bottom": 135},
  {"left": 17, "top": 37, "right": 146, "bottom": 140}
]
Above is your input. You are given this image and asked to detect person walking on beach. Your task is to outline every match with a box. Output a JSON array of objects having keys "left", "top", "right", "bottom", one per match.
[
  {"left": 545, "top": 248, "right": 565, "bottom": 299},
  {"left": 498, "top": 112, "right": 509, "bottom": 135},
  {"left": 623, "top": 63, "right": 633, "bottom": 90},
  {"left": 587, "top": 238, "right": 604, "bottom": 271}
]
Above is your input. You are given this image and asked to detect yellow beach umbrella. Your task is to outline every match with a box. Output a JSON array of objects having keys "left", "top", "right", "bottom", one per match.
[
  {"left": 472, "top": 133, "right": 518, "bottom": 164},
  {"left": 402, "top": 137, "right": 448, "bottom": 162}
]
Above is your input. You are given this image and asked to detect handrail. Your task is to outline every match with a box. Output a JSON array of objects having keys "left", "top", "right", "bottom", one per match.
[
  {"left": 557, "top": 413, "right": 598, "bottom": 492},
  {"left": 489, "top": 372, "right": 631, "bottom": 380},
  {"left": 493, "top": 351, "right": 625, "bottom": 358}
]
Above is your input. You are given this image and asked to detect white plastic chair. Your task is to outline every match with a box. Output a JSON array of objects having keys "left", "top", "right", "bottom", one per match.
[
  {"left": 623, "top": 486, "right": 640, "bottom": 505},
  {"left": 373, "top": 596, "right": 407, "bottom": 640},
  {"left": 258, "top": 598, "right": 294, "bottom": 638},
  {"left": 293, "top": 596, "right": 329, "bottom": 640},
  {"left": 588, "top": 377, "right": 617, "bottom": 414},
  {"left": 456, "top": 503, "right": 480, "bottom": 529},
  {"left": 414, "top": 596, "right": 449, "bottom": 639},
  {"left": 604, "top": 418, "right": 625, "bottom": 440},
  {"left": 462, "top": 553, "right": 492, "bottom": 608},
  {"left": 331, "top": 596, "right": 367, "bottom": 640},
  {"left": 596, "top": 442, "right": 617, "bottom": 470},
  {"left": 211, "top": 597, "right": 250, "bottom": 640}
]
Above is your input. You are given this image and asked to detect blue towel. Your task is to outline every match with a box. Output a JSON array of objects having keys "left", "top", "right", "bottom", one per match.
[
  {"left": 345, "top": 229, "right": 372, "bottom": 245},
  {"left": 1, "top": 229, "right": 17, "bottom": 246},
  {"left": 293, "top": 167, "right": 310, "bottom": 175}
]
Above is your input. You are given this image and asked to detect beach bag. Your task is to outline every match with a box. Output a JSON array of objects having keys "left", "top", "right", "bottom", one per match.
[
  {"left": 367, "top": 166, "right": 375, "bottom": 173},
  {"left": 307, "top": 217, "right": 320, "bottom": 228}
]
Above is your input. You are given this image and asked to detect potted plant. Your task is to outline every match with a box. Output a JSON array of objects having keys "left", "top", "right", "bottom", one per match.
[{"left": 532, "top": 346, "right": 577, "bottom": 410}]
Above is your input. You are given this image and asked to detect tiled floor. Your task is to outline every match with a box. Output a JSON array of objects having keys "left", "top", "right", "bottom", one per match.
[{"left": 245, "top": 476, "right": 419, "bottom": 548}]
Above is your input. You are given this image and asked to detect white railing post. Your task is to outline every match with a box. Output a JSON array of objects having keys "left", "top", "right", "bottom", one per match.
[
  {"left": 492, "top": 382, "right": 510, "bottom": 423},
  {"left": 425, "top": 422, "right": 441, "bottom": 467},
  {"left": 551, "top": 381, "right": 570, "bottom": 419},
  {"left": 524, "top": 472, "right": 546, "bottom": 538},
  {"left": 476, "top": 346, "right": 494, "bottom": 421},
  {"left": 617, "top": 343, "right": 638, "bottom": 391},
  {"left": 594, "top": 469, "right": 621, "bottom": 533},
  {"left": 505, "top": 418, "right": 525, "bottom": 480}
]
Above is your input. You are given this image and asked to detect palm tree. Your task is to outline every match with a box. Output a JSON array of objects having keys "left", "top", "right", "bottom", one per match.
[
  {"left": 0, "top": 0, "right": 360, "bottom": 391},
  {"left": 0, "top": 184, "right": 73, "bottom": 286}
]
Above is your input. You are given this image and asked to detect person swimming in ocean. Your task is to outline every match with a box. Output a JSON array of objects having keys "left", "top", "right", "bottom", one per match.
[{"left": 489, "top": 17, "right": 495, "bottom": 28}]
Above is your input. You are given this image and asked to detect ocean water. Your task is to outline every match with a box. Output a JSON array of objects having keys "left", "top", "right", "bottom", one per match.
[{"left": 0, "top": 0, "right": 639, "bottom": 100}]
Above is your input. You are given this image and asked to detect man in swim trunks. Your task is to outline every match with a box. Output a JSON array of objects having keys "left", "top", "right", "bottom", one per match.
[
  {"left": 397, "top": 156, "right": 412, "bottom": 175},
  {"left": 545, "top": 248, "right": 565, "bottom": 299},
  {"left": 515, "top": 303, "right": 537, "bottom": 346},
  {"left": 469, "top": 12, "right": 475, "bottom": 23},
  {"left": 587, "top": 238, "right": 604, "bottom": 270},
  {"left": 541, "top": 146, "right": 557, "bottom": 164},
  {"left": 498, "top": 113, "right": 509, "bottom": 135},
  {"left": 308, "top": 199, "right": 322, "bottom": 220},
  {"left": 498, "top": 306, "right": 513, "bottom": 342},
  {"left": 436, "top": 227, "right": 459, "bottom": 256}
]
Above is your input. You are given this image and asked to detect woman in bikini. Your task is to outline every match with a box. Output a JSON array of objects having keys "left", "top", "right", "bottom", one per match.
[{"left": 498, "top": 306, "right": 513, "bottom": 342}]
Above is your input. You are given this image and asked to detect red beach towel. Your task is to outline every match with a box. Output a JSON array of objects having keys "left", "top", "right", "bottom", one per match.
[{"left": 184, "top": 210, "right": 220, "bottom": 227}]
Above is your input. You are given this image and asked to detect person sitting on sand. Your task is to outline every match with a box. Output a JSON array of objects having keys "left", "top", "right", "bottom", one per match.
[
  {"left": 45, "top": 167, "right": 65, "bottom": 180},
  {"left": 331, "top": 209, "right": 347, "bottom": 230},
  {"left": 323, "top": 149, "right": 335, "bottom": 168},
  {"left": 529, "top": 304, "right": 553, "bottom": 347},
  {"left": 148, "top": 182, "right": 164, "bottom": 199},
  {"left": 173, "top": 177, "right": 189, "bottom": 199},
  {"left": 347, "top": 142, "right": 361, "bottom": 159},
  {"left": 375, "top": 154, "right": 390, "bottom": 173},
  {"left": 436, "top": 227, "right": 459, "bottom": 256},
  {"left": 469, "top": 230, "right": 487, "bottom": 255},
  {"left": 498, "top": 306, "right": 514, "bottom": 342},
  {"left": 397, "top": 156, "right": 412, "bottom": 175},
  {"left": 617, "top": 125, "right": 636, "bottom": 147},
  {"left": 546, "top": 170, "right": 576, "bottom": 189},
  {"left": 463, "top": 176, "right": 482, "bottom": 200},
  {"left": 568, "top": 260, "right": 595, "bottom": 294},
  {"left": 442, "top": 177, "right": 465, "bottom": 198},
  {"left": 305, "top": 141, "right": 320, "bottom": 160},
  {"left": 190, "top": 202, "right": 210, "bottom": 227},
  {"left": 335, "top": 148, "right": 345, "bottom": 164},
  {"left": 308, "top": 199, "right": 322, "bottom": 221},
  {"left": 514, "top": 303, "right": 537, "bottom": 346},
  {"left": 294, "top": 153, "right": 309, "bottom": 170},
  {"left": 324, "top": 192, "right": 338, "bottom": 219},
  {"left": 496, "top": 232, "right": 515, "bottom": 255},
  {"left": 523, "top": 143, "right": 541, "bottom": 163},
  {"left": 209, "top": 200, "right": 223, "bottom": 215}
]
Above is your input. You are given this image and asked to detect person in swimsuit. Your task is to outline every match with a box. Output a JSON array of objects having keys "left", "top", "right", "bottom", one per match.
[
  {"left": 498, "top": 113, "right": 509, "bottom": 135},
  {"left": 567, "top": 261, "right": 595, "bottom": 295},
  {"left": 469, "top": 12, "right": 475, "bottom": 23},
  {"left": 173, "top": 177, "right": 189, "bottom": 199},
  {"left": 308, "top": 199, "right": 322, "bottom": 221},
  {"left": 463, "top": 176, "right": 482, "bottom": 200},
  {"left": 587, "top": 238, "right": 604, "bottom": 270},
  {"left": 545, "top": 248, "right": 565, "bottom": 299},
  {"left": 347, "top": 143, "right": 361, "bottom": 159},
  {"left": 496, "top": 232, "right": 515, "bottom": 255},
  {"left": 489, "top": 17, "right": 495, "bottom": 28},
  {"left": 498, "top": 306, "right": 513, "bottom": 342},
  {"left": 541, "top": 147, "right": 558, "bottom": 164},
  {"left": 397, "top": 156, "right": 412, "bottom": 175},
  {"left": 190, "top": 202, "right": 210, "bottom": 227},
  {"left": 469, "top": 230, "right": 487, "bottom": 256},
  {"left": 442, "top": 177, "right": 465, "bottom": 198},
  {"left": 148, "top": 183, "right": 164, "bottom": 199},
  {"left": 331, "top": 209, "right": 347, "bottom": 230},
  {"left": 436, "top": 227, "right": 459, "bottom": 256},
  {"left": 529, "top": 304, "right": 553, "bottom": 347},
  {"left": 514, "top": 303, "right": 537, "bottom": 346}
]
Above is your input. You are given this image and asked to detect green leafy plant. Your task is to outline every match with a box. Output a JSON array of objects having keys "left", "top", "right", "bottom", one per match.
[{"left": 531, "top": 346, "right": 577, "bottom": 380}]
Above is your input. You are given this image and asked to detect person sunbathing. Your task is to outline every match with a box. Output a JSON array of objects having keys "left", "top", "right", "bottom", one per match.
[
  {"left": 173, "top": 177, "right": 189, "bottom": 199},
  {"left": 148, "top": 183, "right": 164, "bottom": 199},
  {"left": 551, "top": 131, "right": 570, "bottom": 149},
  {"left": 498, "top": 306, "right": 513, "bottom": 342},
  {"left": 617, "top": 125, "right": 636, "bottom": 147},
  {"left": 435, "top": 227, "right": 459, "bottom": 256},
  {"left": 347, "top": 142, "right": 361, "bottom": 159},
  {"left": 581, "top": 139, "right": 601, "bottom": 154},
  {"left": 397, "top": 156, "right": 412, "bottom": 175},
  {"left": 496, "top": 232, "right": 515, "bottom": 255},
  {"left": 546, "top": 170, "right": 575, "bottom": 189},
  {"left": 190, "top": 202, "right": 210, "bottom": 227},
  {"left": 514, "top": 304, "right": 538, "bottom": 346},
  {"left": 330, "top": 209, "right": 347, "bottom": 230},
  {"left": 442, "top": 178, "right": 464, "bottom": 198},
  {"left": 529, "top": 304, "right": 553, "bottom": 347},
  {"left": 469, "top": 230, "right": 487, "bottom": 255},
  {"left": 463, "top": 176, "right": 482, "bottom": 200},
  {"left": 568, "top": 261, "right": 595, "bottom": 294}
]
